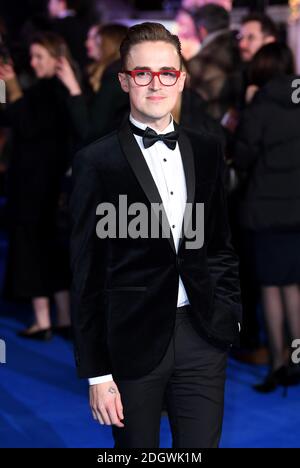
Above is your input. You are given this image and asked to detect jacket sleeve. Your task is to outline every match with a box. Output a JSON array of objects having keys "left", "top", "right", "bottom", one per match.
[
  {"left": 207, "top": 142, "right": 243, "bottom": 329},
  {"left": 70, "top": 149, "right": 112, "bottom": 378}
]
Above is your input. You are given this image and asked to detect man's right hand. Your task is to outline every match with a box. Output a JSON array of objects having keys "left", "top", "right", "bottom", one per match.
[{"left": 89, "top": 381, "right": 124, "bottom": 427}]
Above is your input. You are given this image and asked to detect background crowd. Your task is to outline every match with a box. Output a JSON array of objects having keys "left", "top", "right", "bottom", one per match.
[{"left": 0, "top": 0, "right": 300, "bottom": 395}]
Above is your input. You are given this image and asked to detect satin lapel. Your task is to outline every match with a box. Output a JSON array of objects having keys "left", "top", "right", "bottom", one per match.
[
  {"left": 177, "top": 126, "right": 196, "bottom": 251},
  {"left": 118, "top": 120, "right": 176, "bottom": 253}
]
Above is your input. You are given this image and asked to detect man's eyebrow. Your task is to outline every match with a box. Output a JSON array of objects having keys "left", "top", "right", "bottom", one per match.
[
  {"left": 132, "top": 66, "right": 177, "bottom": 70},
  {"left": 132, "top": 66, "right": 151, "bottom": 70}
]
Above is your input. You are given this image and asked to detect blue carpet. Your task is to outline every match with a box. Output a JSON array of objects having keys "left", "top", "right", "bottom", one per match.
[{"left": 0, "top": 231, "right": 299, "bottom": 447}]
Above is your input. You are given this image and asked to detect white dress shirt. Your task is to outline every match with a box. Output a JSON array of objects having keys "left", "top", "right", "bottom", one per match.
[{"left": 89, "top": 114, "right": 190, "bottom": 385}]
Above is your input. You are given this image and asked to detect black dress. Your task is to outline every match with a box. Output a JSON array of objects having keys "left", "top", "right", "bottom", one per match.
[
  {"left": 253, "top": 230, "right": 300, "bottom": 286},
  {"left": 0, "top": 77, "right": 72, "bottom": 299}
]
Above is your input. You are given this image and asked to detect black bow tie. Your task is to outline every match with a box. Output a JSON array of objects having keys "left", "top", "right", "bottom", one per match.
[{"left": 130, "top": 121, "right": 179, "bottom": 151}]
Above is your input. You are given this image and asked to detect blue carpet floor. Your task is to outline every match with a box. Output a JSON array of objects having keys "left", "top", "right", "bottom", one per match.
[{"left": 0, "top": 234, "right": 299, "bottom": 447}]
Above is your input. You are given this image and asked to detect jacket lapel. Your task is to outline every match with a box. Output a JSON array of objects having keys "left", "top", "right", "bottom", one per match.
[
  {"left": 177, "top": 126, "right": 196, "bottom": 251},
  {"left": 118, "top": 119, "right": 176, "bottom": 253}
]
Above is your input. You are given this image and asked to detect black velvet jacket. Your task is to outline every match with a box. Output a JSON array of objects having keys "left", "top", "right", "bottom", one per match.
[{"left": 70, "top": 120, "right": 242, "bottom": 379}]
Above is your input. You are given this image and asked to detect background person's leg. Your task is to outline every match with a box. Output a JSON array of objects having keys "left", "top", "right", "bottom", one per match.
[{"left": 262, "top": 286, "right": 285, "bottom": 370}]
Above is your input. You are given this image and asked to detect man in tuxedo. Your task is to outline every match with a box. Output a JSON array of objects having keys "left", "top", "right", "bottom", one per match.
[{"left": 70, "top": 22, "right": 242, "bottom": 448}]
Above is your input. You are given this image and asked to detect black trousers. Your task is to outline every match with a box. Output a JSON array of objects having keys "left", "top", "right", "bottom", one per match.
[{"left": 112, "top": 306, "right": 228, "bottom": 448}]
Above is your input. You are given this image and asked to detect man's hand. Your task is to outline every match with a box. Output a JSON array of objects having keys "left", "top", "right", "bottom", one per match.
[
  {"left": 245, "top": 85, "right": 259, "bottom": 104},
  {"left": 221, "top": 107, "right": 239, "bottom": 134},
  {"left": 0, "top": 61, "right": 15, "bottom": 82},
  {"left": 0, "top": 61, "right": 22, "bottom": 103},
  {"left": 89, "top": 381, "right": 124, "bottom": 427}
]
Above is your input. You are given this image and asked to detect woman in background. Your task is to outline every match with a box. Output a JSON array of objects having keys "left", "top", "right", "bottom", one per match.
[
  {"left": 56, "top": 23, "right": 129, "bottom": 144},
  {"left": 85, "top": 23, "right": 126, "bottom": 93},
  {"left": 0, "top": 32, "right": 74, "bottom": 339},
  {"left": 234, "top": 42, "right": 300, "bottom": 391}
]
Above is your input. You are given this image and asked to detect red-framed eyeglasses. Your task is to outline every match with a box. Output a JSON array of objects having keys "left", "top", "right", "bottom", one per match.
[{"left": 124, "top": 69, "right": 181, "bottom": 86}]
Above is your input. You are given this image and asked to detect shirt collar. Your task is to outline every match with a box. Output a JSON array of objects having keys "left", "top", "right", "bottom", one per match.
[{"left": 129, "top": 114, "right": 174, "bottom": 134}]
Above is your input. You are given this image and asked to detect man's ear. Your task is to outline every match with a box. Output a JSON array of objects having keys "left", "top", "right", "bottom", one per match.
[
  {"left": 178, "top": 71, "right": 186, "bottom": 92},
  {"left": 118, "top": 72, "right": 129, "bottom": 93}
]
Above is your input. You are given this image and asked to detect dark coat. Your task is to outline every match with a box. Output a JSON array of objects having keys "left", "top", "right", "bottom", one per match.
[
  {"left": 1, "top": 78, "right": 71, "bottom": 223},
  {"left": 234, "top": 75, "right": 300, "bottom": 231},
  {"left": 66, "top": 60, "right": 130, "bottom": 145},
  {"left": 180, "top": 88, "right": 225, "bottom": 144},
  {"left": 70, "top": 120, "right": 242, "bottom": 379},
  {"left": 187, "top": 31, "right": 243, "bottom": 121},
  {"left": 0, "top": 77, "right": 72, "bottom": 298}
]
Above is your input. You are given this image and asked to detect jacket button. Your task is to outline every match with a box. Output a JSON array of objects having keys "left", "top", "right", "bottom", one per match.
[{"left": 177, "top": 257, "right": 183, "bottom": 266}]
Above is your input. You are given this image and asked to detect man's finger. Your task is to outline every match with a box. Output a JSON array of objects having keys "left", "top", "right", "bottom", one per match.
[
  {"left": 91, "top": 408, "right": 98, "bottom": 421},
  {"left": 97, "top": 405, "right": 111, "bottom": 425},
  {"left": 115, "top": 393, "right": 124, "bottom": 422},
  {"left": 107, "top": 401, "right": 124, "bottom": 427},
  {"left": 94, "top": 410, "right": 104, "bottom": 425}
]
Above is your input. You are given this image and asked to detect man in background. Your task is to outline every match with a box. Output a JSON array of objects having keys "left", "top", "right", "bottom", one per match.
[
  {"left": 238, "top": 12, "right": 277, "bottom": 63},
  {"left": 186, "top": 4, "right": 242, "bottom": 121}
]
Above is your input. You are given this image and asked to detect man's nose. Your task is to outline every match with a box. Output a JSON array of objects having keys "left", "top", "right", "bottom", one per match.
[
  {"left": 149, "top": 74, "right": 161, "bottom": 89},
  {"left": 239, "top": 38, "right": 247, "bottom": 49}
]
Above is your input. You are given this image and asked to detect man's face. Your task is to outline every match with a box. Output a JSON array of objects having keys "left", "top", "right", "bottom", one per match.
[
  {"left": 239, "top": 21, "right": 275, "bottom": 62},
  {"left": 118, "top": 41, "right": 186, "bottom": 127}
]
